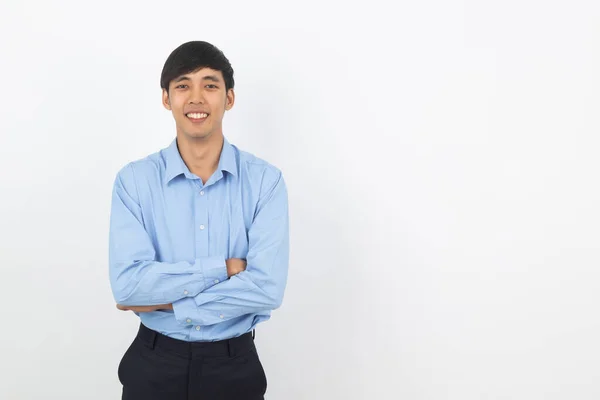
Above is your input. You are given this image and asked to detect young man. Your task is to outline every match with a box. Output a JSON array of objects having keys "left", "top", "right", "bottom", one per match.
[{"left": 108, "top": 41, "right": 290, "bottom": 400}]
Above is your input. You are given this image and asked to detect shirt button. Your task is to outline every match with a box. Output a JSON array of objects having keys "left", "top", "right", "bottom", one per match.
[
  {"left": 214, "top": 279, "right": 219, "bottom": 284},
  {"left": 183, "top": 290, "right": 189, "bottom": 295},
  {"left": 186, "top": 318, "right": 192, "bottom": 323},
  {"left": 219, "top": 314, "right": 224, "bottom": 319},
  {"left": 200, "top": 191, "right": 205, "bottom": 195},
  {"left": 196, "top": 326, "right": 201, "bottom": 331},
  {"left": 200, "top": 225, "right": 205, "bottom": 230}
]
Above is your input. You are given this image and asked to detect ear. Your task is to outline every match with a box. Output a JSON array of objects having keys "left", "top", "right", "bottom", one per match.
[
  {"left": 162, "top": 88, "right": 171, "bottom": 111},
  {"left": 224, "top": 88, "right": 235, "bottom": 111}
]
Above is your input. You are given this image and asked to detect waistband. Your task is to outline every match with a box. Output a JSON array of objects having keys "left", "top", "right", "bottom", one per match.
[{"left": 136, "top": 322, "right": 255, "bottom": 358}]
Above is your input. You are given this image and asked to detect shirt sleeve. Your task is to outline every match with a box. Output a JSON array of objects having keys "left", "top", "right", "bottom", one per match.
[
  {"left": 109, "top": 164, "right": 228, "bottom": 306},
  {"left": 172, "top": 170, "right": 290, "bottom": 326}
]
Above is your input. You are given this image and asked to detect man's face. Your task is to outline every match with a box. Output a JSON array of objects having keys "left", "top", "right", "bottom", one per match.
[{"left": 162, "top": 67, "right": 234, "bottom": 140}]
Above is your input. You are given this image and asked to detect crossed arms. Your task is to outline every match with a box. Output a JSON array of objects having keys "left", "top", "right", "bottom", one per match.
[{"left": 108, "top": 164, "right": 289, "bottom": 325}]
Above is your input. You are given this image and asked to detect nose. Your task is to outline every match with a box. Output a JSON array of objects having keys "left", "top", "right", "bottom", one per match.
[{"left": 188, "top": 86, "right": 205, "bottom": 104}]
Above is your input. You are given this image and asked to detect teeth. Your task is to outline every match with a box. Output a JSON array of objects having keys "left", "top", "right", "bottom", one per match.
[{"left": 186, "top": 112, "right": 208, "bottom": 119}]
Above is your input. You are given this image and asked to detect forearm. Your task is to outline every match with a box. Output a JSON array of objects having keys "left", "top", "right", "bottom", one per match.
[
  {"left": 172, "top": 267, "right": 288, "bottom": 326},
  {"left": 110, "top": 256, "right": 227, "bottom": 306}
]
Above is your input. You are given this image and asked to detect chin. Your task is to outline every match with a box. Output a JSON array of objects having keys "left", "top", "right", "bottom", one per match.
[{"left": 186, "top": 131, "right": 212, "bottom": 139}]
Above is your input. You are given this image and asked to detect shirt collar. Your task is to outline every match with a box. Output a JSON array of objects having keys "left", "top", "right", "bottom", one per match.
[{"left": 164, "top": 136, "right": 237, "bottom": 184}]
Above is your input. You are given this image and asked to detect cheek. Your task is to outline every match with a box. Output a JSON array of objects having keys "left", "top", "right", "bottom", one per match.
[
  {"left": 170, "top": 105, "right": 185, "bottom": 119},
  {"left": 167, "top": 96, "right": 183, "bottom": 112}
]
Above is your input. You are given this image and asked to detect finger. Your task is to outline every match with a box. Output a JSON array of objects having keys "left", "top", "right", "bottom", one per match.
[{"left": 128, "top": 307, "right": 148, "bottom": 312}]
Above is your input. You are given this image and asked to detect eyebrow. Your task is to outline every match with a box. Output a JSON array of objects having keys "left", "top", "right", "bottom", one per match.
[{"left": 174, "top": 74, "right": 221, "bottom": 83}]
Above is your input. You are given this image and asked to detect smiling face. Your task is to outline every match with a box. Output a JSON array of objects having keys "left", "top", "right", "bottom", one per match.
[{"left": 162, "top": 67, "right": 235, "bottom": 141}]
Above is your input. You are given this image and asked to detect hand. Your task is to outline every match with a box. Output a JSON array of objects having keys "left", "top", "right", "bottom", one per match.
[
  {"left": 226, "top": 258, "right": 247, "bottom": 277},
  {"left": 116, "top": 303, "right": 173, "bottom": 312}
]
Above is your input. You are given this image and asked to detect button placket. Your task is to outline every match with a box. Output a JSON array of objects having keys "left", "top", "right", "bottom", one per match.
[{"left": 195, "top": 183, "right": 209, "bottom": 259}]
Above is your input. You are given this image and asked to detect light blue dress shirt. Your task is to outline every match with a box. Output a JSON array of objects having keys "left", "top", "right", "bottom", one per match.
[{"left": 108, "top": 137, "right": 289, "bottom": 341}]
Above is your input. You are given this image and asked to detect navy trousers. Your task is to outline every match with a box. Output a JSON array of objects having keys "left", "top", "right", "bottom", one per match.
[{"left": 118, "top": 323, "right": 267, "bottom": 399}]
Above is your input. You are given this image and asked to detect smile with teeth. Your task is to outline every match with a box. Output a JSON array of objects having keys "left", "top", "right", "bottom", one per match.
[{"left": 186, "top": 112, "right": 208, "bottom": 119}]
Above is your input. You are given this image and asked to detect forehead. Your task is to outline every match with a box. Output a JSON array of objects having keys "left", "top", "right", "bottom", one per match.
[{"left": 173, "top": 67, "right": 224, "bottom": 82}]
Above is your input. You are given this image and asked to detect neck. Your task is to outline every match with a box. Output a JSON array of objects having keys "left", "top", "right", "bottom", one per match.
[{"left": 176, "top": 133, "right": 224, "bottom": 179}]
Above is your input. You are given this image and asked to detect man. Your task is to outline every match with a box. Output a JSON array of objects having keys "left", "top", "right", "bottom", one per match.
[{"left": 108, "top": 41, "right": 290, "bottom": 400}]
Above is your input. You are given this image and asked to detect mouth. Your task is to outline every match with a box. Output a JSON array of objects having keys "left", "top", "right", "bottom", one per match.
[{"left": 185, "top": 112, "right": 209, "bottom": 123}]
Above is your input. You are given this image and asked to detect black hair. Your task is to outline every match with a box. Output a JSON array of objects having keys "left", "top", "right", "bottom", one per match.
[{"left": 160, "top": 41, "right": 235, "bottom": 93}]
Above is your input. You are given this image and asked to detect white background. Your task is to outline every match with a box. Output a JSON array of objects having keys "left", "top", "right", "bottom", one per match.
[{"left": 1, "top": 0, "right": 599, "bottom": 399}]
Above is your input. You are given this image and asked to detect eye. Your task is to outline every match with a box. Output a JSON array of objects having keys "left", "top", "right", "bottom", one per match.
[
  {"left": 206, "top": 84, "right": 218, "bottom": 89},
  {"left": 176, "top": 84, "right": 188, "bottom": 89}
]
